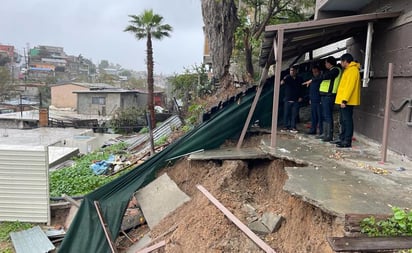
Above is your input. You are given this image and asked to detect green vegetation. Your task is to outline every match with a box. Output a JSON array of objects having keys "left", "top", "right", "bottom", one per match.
[
  {"left": 49, "top": 142, "right": 128, "bottom": 197},
  {"left": 0, "top": 221, "right": 33, "bottom": 242},
  {"left": 0, "top": 221, "right": 33, "bottom": 252},
  {"left": 139, "top": 127, "right": 149, "bottom": 134},
  {"left": 361, "top": 207, "right": 412, "bottom": 236},
  {"left": 0, "top": 67, "right": 12, "bottom": 96},
  {"left": 110, "top": 108, "right": 146, "bottom": 134},
  {"left": 154, "top": 135, "right": 168, "bottom": 146}
]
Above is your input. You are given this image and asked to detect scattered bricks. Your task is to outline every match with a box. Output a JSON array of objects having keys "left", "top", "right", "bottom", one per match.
[
  {"left": 262, "top": 212, "right": 283, "bottom": 233},
  {"left": 248, "top": 220, "right": 271, "bottom": 235}
]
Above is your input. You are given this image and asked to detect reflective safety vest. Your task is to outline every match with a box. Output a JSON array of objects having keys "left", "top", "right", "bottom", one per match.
[{"left": 319, "top": 66, "right": 342, "bottom": 94}]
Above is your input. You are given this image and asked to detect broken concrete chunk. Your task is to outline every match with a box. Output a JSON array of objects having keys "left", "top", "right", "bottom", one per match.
[
  {"left": 262, "top": 212, "right": 283, "bottom": 233},
  {"left": 248, "top": 220, "right": 270, "bottom": 234}
]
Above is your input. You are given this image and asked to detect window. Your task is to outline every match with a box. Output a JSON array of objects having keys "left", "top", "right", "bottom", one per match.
[{"left": 92, "top": 97, "right": 106, "bottom": 105}]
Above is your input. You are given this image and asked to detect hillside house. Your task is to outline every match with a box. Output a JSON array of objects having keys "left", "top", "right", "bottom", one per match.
[
  {"left": 73, "top": 89, "right": 147, "bottom": 116},
  {"left": 50, "top": 82, "right": 114, "bottom": 109}
]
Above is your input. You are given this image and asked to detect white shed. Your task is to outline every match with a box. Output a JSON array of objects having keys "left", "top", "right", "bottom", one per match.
[{"left": 0, "top": 145, "right": 50, "bottom": 224}]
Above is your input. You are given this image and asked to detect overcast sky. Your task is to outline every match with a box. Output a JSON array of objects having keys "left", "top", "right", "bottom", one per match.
[{"left": 0, "top": 0, "right": 204, "bottom": 75}]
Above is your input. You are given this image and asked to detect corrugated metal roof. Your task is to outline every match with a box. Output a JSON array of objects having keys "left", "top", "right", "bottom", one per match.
[
  {"left": 0, "top": 146, "right": 50, "bottom": 223},
  {"left": 10, "top": 226, "right": 55, "bottom": 253},
  {"left": 259, "top": 12, "right": 401, "bottom": 67},
  {"left": 73, "top": 88, "right": 139, "bottom": 94},
  {"left": 127, "top": 115, "right": 183, "bottom": 151},
  {"left": 51, "top": 82, "right": 115, "bottom": 89}
]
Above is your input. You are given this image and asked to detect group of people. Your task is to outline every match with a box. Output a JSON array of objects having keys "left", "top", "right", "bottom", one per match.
[{"left": 281, "top": 53, "right": 361, "bottom": 148}]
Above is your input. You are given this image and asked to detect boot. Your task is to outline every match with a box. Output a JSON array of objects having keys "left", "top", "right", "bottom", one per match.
[
  {"left": 316, "top": 122, "right": 326, "bottom": 139},
  {"left": 322, "top": 123, "right": 333, "bottom": 142}
]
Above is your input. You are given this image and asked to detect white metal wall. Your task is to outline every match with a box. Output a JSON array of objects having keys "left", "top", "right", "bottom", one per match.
[{"left": 0, "top": 145, "right": 50, "bottom": 224}]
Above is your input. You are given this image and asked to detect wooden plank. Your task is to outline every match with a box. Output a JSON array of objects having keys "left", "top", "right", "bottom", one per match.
[
  {"left": 94, "top": 201, "right": 118, "bottom": 253},
  {"left": 328, "top": 236, "right": 412, "bottom": 252},
  {"left": 62, "top": 194, "right": 80, "bottom": 208},
  {"left": 345, "top": 213, "right": 391, "bottom": 233},
  {"left": 197, "top": 185, "right": 276, "bottom": 253},
  {"left": 135, "top": 240, "right": 166, "bottom": 253}
]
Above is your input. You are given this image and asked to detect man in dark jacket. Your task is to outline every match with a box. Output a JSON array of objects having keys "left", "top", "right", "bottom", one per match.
[{"left": 281, "top": 65, "right": 304, "bottom": 132}]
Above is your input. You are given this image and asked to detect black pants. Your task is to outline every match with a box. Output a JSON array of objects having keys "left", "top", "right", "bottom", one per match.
[{"left": 339, "top": 105, "right": 354, "bottom": 144}]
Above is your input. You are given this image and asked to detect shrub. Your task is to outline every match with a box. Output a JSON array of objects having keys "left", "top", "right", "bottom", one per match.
[{"left": 361, "top": 207, "right": 412, "bottom": 237}]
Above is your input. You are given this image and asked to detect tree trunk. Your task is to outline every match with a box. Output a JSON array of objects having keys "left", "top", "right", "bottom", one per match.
[
  {"left": 146, "top": 33, "right": 156, "bottom": 130},
  {"left": 201, "top": 0, "right": 239, "bottom": 86},
  {"left": 243, "top": 31, "right": 254, "bottom": 80}
]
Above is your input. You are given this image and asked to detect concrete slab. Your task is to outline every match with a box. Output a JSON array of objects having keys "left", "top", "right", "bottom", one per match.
[
  {"left": 189, "top": 147, "right": 270, "bottom": 160},
  {"left": 135, "top": 173, "right": 191, "bottom": 229},
  {"left": 260, "top": 133, "right": 412, "bottom": 217},
  {"left": 48, "top": 146, "right": 79, "bottom": 167}
]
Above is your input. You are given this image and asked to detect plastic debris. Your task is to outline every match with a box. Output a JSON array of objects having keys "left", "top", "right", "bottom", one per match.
[{"left": 396, "top": 167, "right": 406, "bottom": 172}]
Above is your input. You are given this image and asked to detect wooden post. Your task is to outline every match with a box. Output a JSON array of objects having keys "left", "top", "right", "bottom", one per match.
[
  {"left": 237, "top": 50, "right": 272, "bottom": 149},
  {"left": 94, "top": 201, "right": 118, "bottom": 253},
  {"left": 271, "top": 29, "right": 284, "bottom": 148},
  {"left": 380, "top": 63, "right": 393, "bottom": 164}
]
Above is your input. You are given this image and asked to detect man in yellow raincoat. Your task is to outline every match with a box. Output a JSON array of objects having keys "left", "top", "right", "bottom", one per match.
[{"left": 335, "top": 53, "right": 361, "bottom": 148}]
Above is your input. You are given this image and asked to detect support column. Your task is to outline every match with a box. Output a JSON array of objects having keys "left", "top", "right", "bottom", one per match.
[{"left": 270, "top": 29, "right": 284, "bottom": 148}]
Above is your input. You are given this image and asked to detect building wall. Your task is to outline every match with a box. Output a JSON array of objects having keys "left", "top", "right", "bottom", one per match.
[
  {"left": 77, "top": 92, "right": 147, "bottom": 115},
  {"left": 353, "top": 21, "right": 412, "bottom": 158},
  {"left": 120, "top": 93, "right": 141, "bottom": 109},
  {"left": 77, "top": 93, "right": 119, "bottom": 115},
  {"left": 51, "top": 84, "right": 88, "bottom": 109}
]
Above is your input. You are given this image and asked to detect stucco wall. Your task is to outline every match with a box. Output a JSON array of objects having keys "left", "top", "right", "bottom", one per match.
[
  {"left": 77, "top": 93, "right": 119, "bottom": 116},
  {"left": 120, "top": 93, "right": 140, "bottom": 109},
  {"left": 51, "top": 84, "right": 88, "bottom": 109}
]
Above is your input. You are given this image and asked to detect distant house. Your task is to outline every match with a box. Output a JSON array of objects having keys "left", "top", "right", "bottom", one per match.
[
  {"left": 73, "top": 89, "right": 147, "bottom": 116},
  {"left": 50, "top": 82, "right": 115, "bottom": 109}
]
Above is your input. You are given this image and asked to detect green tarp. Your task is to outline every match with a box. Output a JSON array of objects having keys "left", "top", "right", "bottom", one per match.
[{"left": 58, "top": 81, "right": 275, "bottom": 253}]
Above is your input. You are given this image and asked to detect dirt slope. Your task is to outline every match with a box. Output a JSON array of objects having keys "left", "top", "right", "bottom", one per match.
[{"left": 120, "top": 135, "right": 345, "bottom": 253}]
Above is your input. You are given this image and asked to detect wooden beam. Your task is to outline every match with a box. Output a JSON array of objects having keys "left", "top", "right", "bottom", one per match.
[
  {"left": 62, "top": 194, "right": 80, "bottom": 208},
  {"left": 328, "top": 236, "right": 412, "bottom": 252},
  {"left": 135, "top": 240, "right": 166, "bottom": 253},
  {"left": 236, "top": 84, "right": 263, "bottom": 149},
  {"left": 344, "top": 213, "right": 391, "bottom": 233},
  {"left": 271, "top": 29, "right": 284, "bottom": 148},
  {"left": 196, "top": 185, "right": 276, "bottom": 253},
  {"left": 265, "top": 12, "right": 401, "bottom": 32},
  {"left": 94, "top": 201, "right": 118, "bottom": 253}
]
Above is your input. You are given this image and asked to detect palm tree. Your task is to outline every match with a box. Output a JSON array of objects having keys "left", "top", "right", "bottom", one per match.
[{"left": 124, "top": 9, "right": 172, "bottom": 129}]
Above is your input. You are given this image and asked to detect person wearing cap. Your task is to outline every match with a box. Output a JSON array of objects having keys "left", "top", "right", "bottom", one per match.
[{"left": 334, "top": 53, "right": 361, "bottom": 148}]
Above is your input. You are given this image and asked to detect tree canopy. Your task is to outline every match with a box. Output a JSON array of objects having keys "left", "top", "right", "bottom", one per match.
[{"left": 202, "top": 0, "right": 315, "bottom": 84}]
